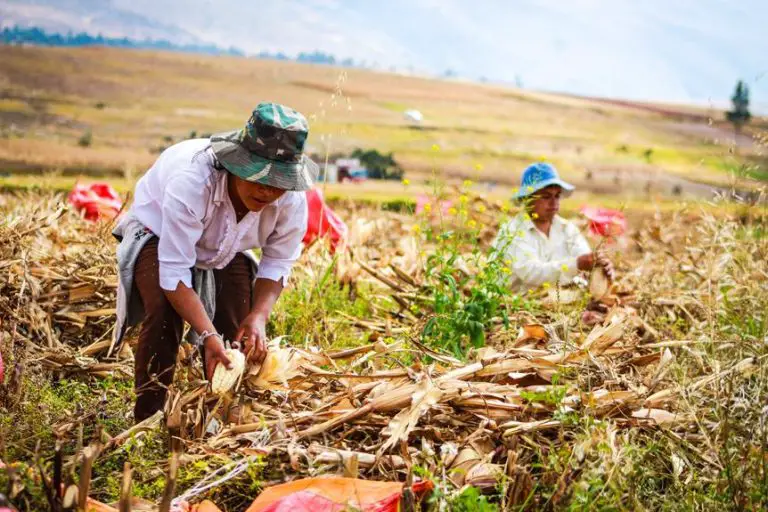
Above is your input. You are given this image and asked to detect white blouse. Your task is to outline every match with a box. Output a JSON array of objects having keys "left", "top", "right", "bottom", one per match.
[
  {"left": 123, "top": 138, "right": 308, "bottom": 291},
  {"left": 492, "top": 213, "right": 591, "bottom": 289}
]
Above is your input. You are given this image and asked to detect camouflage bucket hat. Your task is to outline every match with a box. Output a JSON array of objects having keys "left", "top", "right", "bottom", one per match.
[{"left": 210, "top": 102, "right": 318, "bottom": 191}]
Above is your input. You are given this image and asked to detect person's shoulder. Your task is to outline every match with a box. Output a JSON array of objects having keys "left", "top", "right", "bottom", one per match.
[
  {"left": 161, "top": 138, "right": 211, "bottom": 158},
  {"left": 160, "top": 139, "right": 217, "bottom": 183},
  {"left": 499, "top": 214, "right": 527, "bottom": 233},
  {"left": 277, "top": 191, "right": 307, "bottom": 211}
]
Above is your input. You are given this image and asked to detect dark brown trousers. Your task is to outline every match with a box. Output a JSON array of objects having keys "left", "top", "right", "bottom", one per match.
[{"left": 133, "top": 238, "right": 253, "bottom": 421}]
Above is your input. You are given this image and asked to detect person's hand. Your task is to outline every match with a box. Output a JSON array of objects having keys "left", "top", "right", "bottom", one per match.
[
  {"left": 577, "top": 253, "right": 595, "bottom": 271},
  {"left": 235, "top": 312, "right": 269, "bottom": 364},
  {"left": 203, "top": 335, "right": 231, "bottom": 380},
  {"left": 595, "top": 251, "right": 615, "bottom": 280}
]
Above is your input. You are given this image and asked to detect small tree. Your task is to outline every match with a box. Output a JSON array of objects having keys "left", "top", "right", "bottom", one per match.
[
  {"left": 350, "top": 148, "right": 404, "bottom": 180},
  {"left": 726, "top": 80, "right": 751, "bottom": 143}
]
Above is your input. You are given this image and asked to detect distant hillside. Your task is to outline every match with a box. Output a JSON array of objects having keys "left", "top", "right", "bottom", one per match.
[
  {"left": 0, "top": 25, "right": 244, "bottom": 56},
  {"left": 0, "top": 25, "right": 363, "bottom": 67}
]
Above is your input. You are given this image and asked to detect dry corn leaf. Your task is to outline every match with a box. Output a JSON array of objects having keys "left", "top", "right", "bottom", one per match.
[
  {"left": 631, "top": 408, "right": 683, "bottom": 425},
  {"left": 581, "top": 313, "right": 627, "bottom": 353},
  {"left": 380, "top": 378, "right": 442, "bottom": 452}
]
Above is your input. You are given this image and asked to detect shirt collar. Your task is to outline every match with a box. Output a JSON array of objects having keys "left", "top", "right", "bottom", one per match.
[
  {"left": 516, "top": 213, "right": 565, "bottom": 234},
  {"left": 213, "top": 167, "right": 229, "bottom": 206}
]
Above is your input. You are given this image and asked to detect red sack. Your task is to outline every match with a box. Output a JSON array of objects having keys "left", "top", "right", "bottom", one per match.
[
  {"left": 245, "top": 477, "right": 433, "bottom": 512},
  {"left": 0, "top": 347, "right": 4, "bottom": 385},
  {"left": 303, "top": 188, "right": 348, "bottom": 253},
  {"left": 580, "top": 205, "right": 627, "bottom": 238},
  {"left": 67, "top": 182, "right": 123, "bottom": 222}
]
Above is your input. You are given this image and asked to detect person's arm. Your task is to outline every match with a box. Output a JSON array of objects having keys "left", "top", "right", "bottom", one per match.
[
  {"left": 234, "top": 278, "right": 283, "bottom": 363},
  {"left": 158, "top": 171, "right": 232, "bottom": 378},
  {"left": 237, "top": 194, "right": 308, "bottom": 362}
]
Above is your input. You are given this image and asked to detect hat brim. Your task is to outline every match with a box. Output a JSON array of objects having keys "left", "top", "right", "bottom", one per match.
[
  {"left": 514, "top": 178, "right": 575, "bottom": 200},
  {"left": 210, "top": 130, "right": 318, "bottom": 192}
]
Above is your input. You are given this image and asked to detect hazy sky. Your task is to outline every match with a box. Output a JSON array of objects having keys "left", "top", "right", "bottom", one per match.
[{"left": 3, "top": 0, "right": 767, "bottom": 109}]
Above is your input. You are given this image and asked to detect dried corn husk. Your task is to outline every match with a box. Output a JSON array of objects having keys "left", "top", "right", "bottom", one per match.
[
  {"left": 465, "top": 462, "right": 505, "bottom": 490},
  {"left": 589, "top": 266, "right": 612, "bottom": 300}
]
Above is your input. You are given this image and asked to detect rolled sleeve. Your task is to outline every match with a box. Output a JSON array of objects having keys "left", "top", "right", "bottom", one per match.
[
  {"left": 256, "top": 194, "right": 308, "bottom": 284},
  {"left": 157, "top": 172, "right": 207, "bottom": 291}
]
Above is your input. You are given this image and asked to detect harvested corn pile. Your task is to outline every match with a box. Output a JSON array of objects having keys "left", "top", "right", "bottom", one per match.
[
  {"left": 0, "top": 193, "right": 128, "bottom": 390},
  {"left": 1, "top": 189, "right": 766, "bottom": 510}
]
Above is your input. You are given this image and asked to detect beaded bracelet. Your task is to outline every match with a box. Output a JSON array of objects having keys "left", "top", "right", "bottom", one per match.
[{"left": 199, "top": 330, "right": 223, "bottom": 344}]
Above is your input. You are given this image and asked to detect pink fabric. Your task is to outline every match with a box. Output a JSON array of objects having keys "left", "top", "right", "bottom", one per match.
[
  {"left": 580, "top": 206, "right": 627, "bottom": 237},
  {"left": 247, "top": 479, "right": 432, "bottom": 512},
  {"left": 256, "top": 491, "right": 354, "bottom": 512},
  {"left": 68, "top": 182, "right": 123, "bottom": 221},
  {"left": 415, "top": 194, "right": 453, "bottom": 215},
  {"left": 303, "top": 188, "right": 349, "bottom": 254}
]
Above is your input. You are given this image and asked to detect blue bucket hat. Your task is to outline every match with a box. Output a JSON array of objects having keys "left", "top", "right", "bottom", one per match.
[
  {"left": 514, "top": 162, "right": 574, "bottom": 200},
  {"left": 210, "top": 102, "right": 318, "bottom": 191}
]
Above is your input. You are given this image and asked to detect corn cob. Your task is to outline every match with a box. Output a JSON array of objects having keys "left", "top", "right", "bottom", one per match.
[
  {"left": 210, "top": 348, "right": 246, "bottom": 394},
  {"left": 589, "top": 266, "right": 611, "bottom": 300}
]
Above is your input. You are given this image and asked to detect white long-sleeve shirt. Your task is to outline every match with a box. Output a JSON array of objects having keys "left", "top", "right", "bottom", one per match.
[
  {"left": 123, "top": 138, "right": 308, "bottom": 291},
  {"left": 492, "top": 213, "right": 591, "bottom": 289}
]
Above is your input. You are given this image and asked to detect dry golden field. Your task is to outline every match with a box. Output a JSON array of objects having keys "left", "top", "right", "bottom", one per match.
[{"left": 1, "top": 45, "right": 766, "bottom": 201}]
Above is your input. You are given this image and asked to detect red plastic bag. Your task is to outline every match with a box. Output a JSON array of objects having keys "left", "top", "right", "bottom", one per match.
[
  {"left": 245, "top": 477, "right": 433, "bottom": 512},
  {"left": 303, "top": 188, "right": 348, "bottom": 254},
  {"left": 67, "top": 182, "right": 123, "bottom": 221},
  {"left": 580, "top": 206, "right": 626, "bottom": 238}
]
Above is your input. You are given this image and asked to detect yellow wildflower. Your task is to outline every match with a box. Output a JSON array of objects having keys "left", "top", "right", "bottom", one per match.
[
  {"left": 474, "top": 163, "right": 484, "bottom": 171},
  {"left": 561, "top": 263, "right": 569, "bottom": 272},
  {"left": 512, "top": 187, "right": 519, "bottom": 195},
  {"left": 402, "top": 178, "right": 410, "bottom": 186},
  {"left": 463, "top": 179, "right": 473, "bottom": 188},
  {"left": 504, "top": 259, "right": 512, "bottom": 266},
  {"left": 501, "top": 267, "right": 511, "bottom": 274},
  {"left": 448, "top": 207, "right": 458, "bottom": 215},
  {"left": 527, "top": 186, "right": 534, "bottom": 192},
  {"left": 459, "top": 195, "right": 469, "bottom": 204},
  {"left": 531, "top": 213, "right": 539, "bottom": 219},
  {"left": 423, "top": 202, "right": 432, "bottom": 212},
  {"left": 539, "top": 155, "right": 547, "bottom": 161},
  {"left": 528, "top": 288, "right": 535, "bottom": 295},
  {"left": 411, "top": 224, "right": 421, "bottom": 233},
  {"left": 523, "top": 213, "right": 531, "bottom": 221},
  {"left": 431, "top": 144, "right": 441, "bottom": 151},
  {"left": 500, "top": 203, "right": 510, "bottom": 213},
  {"left": 468, "top": 220, "right": 477, "bottom": 229},
  {"left": 542, "top": 281, "right": 551, "bottom": 289},
  {"left": 478, "top": 205, "right": 486, "bottom": 213}
]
